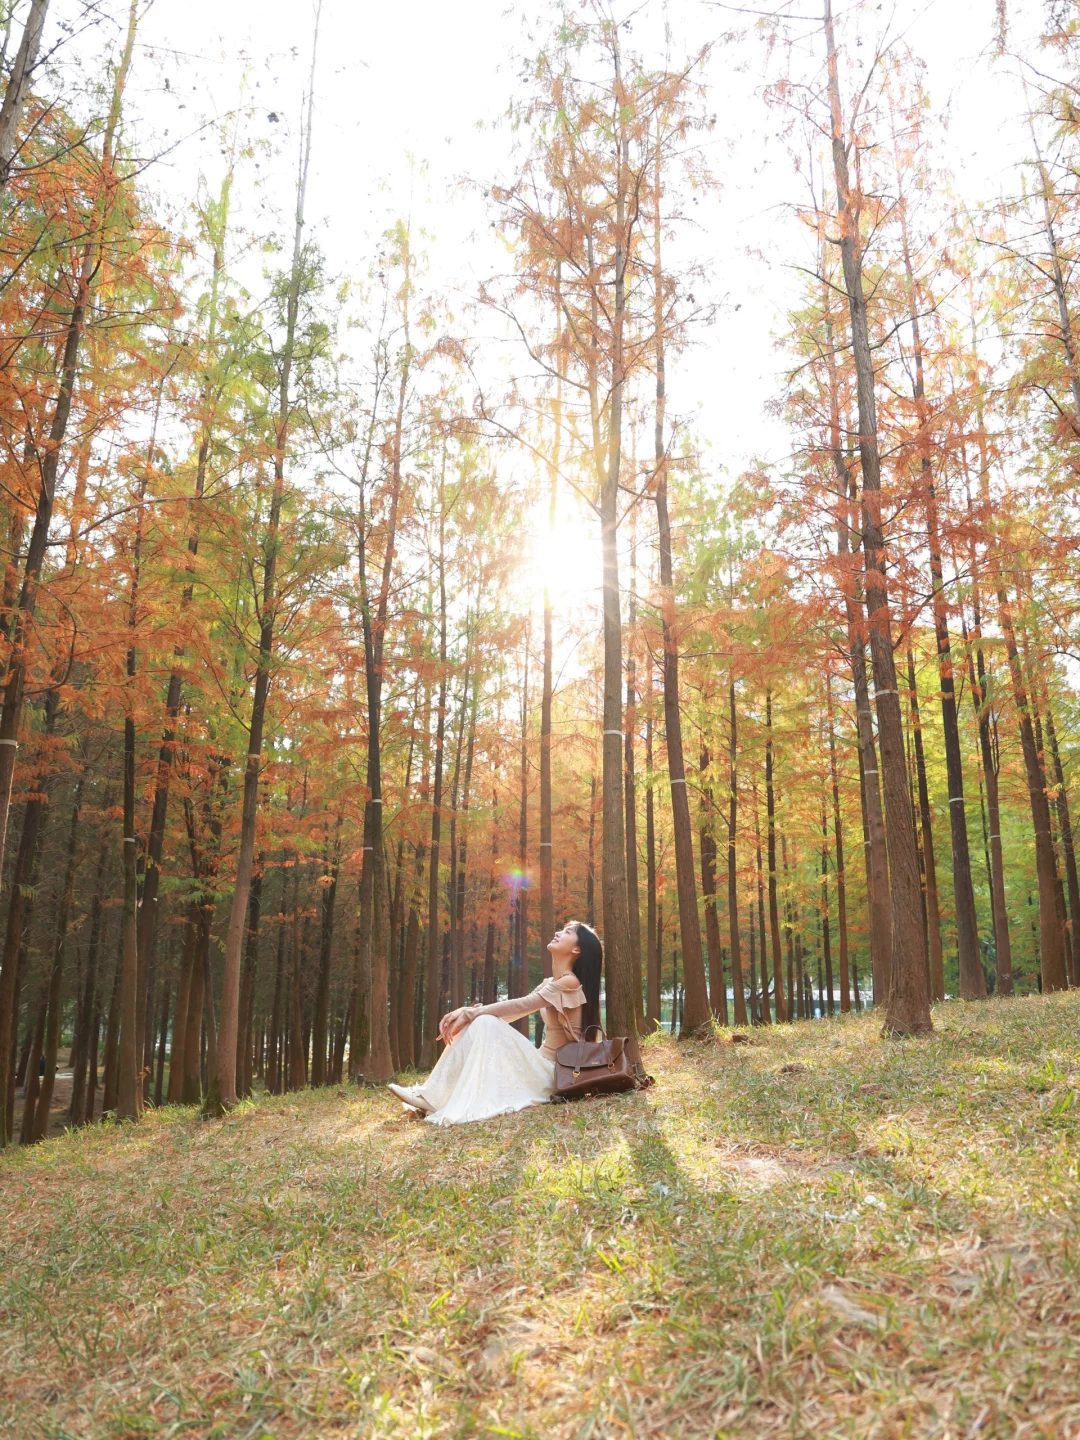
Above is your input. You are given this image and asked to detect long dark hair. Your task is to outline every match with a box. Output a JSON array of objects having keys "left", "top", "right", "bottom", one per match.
[{"left": 569, "top": 921, "right": 603, "bottom": 1035}]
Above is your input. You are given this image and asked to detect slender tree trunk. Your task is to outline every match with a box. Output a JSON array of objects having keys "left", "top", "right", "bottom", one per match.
[
  {"left": 154, "top": 983, "right": 169, "bottom": 1107},
  {"left": 483, "top": 791, "right": 498, "bottom": 1007},
  {"left": 447, "top": 670, "right": 468, "bottom": 1014},
  {"left": 825, "top": 0, "right": 930, "bottom": 1032},
  {"left": 19, "top": 993, "right": 44, "bottom": 1143},
  {"left": 542, "top": 291, "right": 560, "bottom": 989},
  {"left": 825, "top": 679, "right": 851, "bottom": 1012},
  {"left": 513, "top": 632, "right": 530, "bottom": 1035},
  {"left": 592, "top": 59, "right": 638, "bottom": 1064},
  {"left": 765, "top": 695, "right": 787, "bottom": 1021},
  {"left": 238, "top": 863, "right": 262, "bottom": 1097},
  {"left": 624, "top": 521, "right": 644, "bottom": 1025},
  {"left": 70, "top": 831, "right": 110, "bottom": 1123},
  {"left": 997, "top": 584, "right": 1067, "bottom": 991},
  {"left": 645, "top": 696, "right": 660, "bottom": 1029},
  {"left": 699, "top": 741, "right": 727, "bottom": 1022},
  {"left": 965, "top": 449, "right": 1015, "bottom": 994},
  {"left": 1043, "top": 697, "right": 1080, "bottom": 986},
  {"left": 181, "top": 913, "right": 203, "bottom": 1106},
  {"left": 819, "top": 791, "right": 835, "bottom": 1017},
  {"left": 167, "top": 916, "right": 195, "bottom": 1105},
  {"left": 311, "top": 819, "right": 340, "bottom": 1087},
  {"left": 101, "top": 936, "right": 123, "bottom": 1115},
  {"left": 727, "top": 682, "right": 748, "bottom": 1026},
  {"left": 895, "top": 184, "right": 982, "bottom": 1000},
  {"left": 267, "top": 899, "right": 286, "bottom": 1094},
  {"left": 753, "top": 789, "right": 770, "bottom": 1023},
  {"left": 824, "top": 301, "right": 891, "bottom": 1001},
  {"left": 420, "top": 512, "right": 449, "bottom": 1068},
  {"left": 906, "top": 644, "right": 946, "bottom": 1002}
]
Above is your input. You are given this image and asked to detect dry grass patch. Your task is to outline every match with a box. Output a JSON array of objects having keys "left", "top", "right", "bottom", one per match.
[{"left": 1, "top": 993, "right": 1079, "bottom": 1438}]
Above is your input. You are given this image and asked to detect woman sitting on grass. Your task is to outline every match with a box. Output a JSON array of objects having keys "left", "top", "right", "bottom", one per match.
[{"left": 388, "top": 920, "right": 601, "bottom": 1125}]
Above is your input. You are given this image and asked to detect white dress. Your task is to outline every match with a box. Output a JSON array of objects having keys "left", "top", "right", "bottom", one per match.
[
  {"left": 416, "top": 1015, "right": 555, "bottom": 1125},
  {"left": 402, "top": 976, "right": 587, "bottom": 1125}
]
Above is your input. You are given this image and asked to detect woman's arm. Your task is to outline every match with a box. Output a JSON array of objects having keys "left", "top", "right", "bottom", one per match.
[{"left": 440, "top": 988, "right": 547, "bottom": 1042}]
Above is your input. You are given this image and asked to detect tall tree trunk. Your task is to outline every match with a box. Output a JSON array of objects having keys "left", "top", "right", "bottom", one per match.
[
  {"left": 966, "top": 444, "right": 1014, "bottom": 994},
  {"left": 906, "top": 644, "right": 946, "bottom": 1002},
  {"left": 166, "top": 915, "right": 195, "bottom": 1105},
  {"left": 101, "top": 936, "right": 123, "bottom": 1115},
  {"left": 311, "top": 821, "right": 340, "bottom": 1087},
  {"left": 1043, "top": 696, "right": 1080, "bottom": 986},
  {"left": 456, "top": 673, "right": 478, "bottom": 1009},
  {"left": 727, "top": 681, "right": 748, "bottom": 1026},
  {"left": 419, "top": 507, "right": 449, "bottom": 1068},
  {"left": 514, "top": 632, "right": 530, "bottom": 1036},
  {"left": 238, "top": 863, "right": 262, "bottom": 1097},
  {"left": 645, "top": 694, "right": 661, "bottom": 1029},
  {"left": 447, "top": 667, "right": 469, "bottom": 1014},
  {"left": 824, "top": 301, "right": 891, "bottom": 1001},
  {"left": 213, "top": 8, "right": 321, "bottom": 1111},
  {"left": 624, "top": 520, "right": 644, "bottom": 1024},
  {"left": 997, "top": 583, "right": 1067, "bottom": 991},
  {"left": 896, "top": 193, "right": 982, "bottom": 1000},
  {"left": 267, "top": 900, "right": 286, "bottom": 1094},
  {"left": 70, "top": 836, "right": 110, "bottom": 1125},
  {"left": 753, "top": 788, "right": 770, "bottom": 1024},
  {"left": 352, "top": 274, "right": 409, "bottom": 1083},
  {"left": 819, "top": 791, "right": 835, "bottom": 1017},
  {"left": 118, "top": 393, "right": 160, "bottom": 1122},
  {"left": 825, "top": 679, "right": 851, "bottom": 1012},
  {"left": 181, "top": 912, "right": 203, "bottom": 1105},
  {"left": 765, "top": 694, "right": 787, "bottom": 1021},
  {"left": 154, "top": 983, "right": 169, "bottom": 1108},
  {"left": 482, "top": 782, "right": 498, "bottom": 1006},
  {"left": 654, "top": 184, "right": 708, "bottom": 1036},
  {"left": 699, "top": 741, "right": 728, "bottom": 1022},
  {"left": 825, "top": 0, "right": 930, "bottom": 1033},
  {"left": 542, "top": 286, "right": 560, "bottom": 992},
  {"left": 592, "top": 47, "right": 638, "bottom": 1064}
]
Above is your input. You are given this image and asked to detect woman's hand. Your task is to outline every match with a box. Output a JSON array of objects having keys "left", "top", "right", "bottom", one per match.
[{"left": 439, "top": 1007, "right": 472, "bottom": 1044}]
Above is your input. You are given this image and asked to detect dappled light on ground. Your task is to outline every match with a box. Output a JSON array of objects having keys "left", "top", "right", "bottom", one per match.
[{"left": 1, "top": 994, "right": 1079, "bottom": 1438}]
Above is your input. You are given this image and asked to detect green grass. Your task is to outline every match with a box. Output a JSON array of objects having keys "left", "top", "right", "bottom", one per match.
[{"left": 2, "top": 994, "right": 1079, "bottom": 1438}]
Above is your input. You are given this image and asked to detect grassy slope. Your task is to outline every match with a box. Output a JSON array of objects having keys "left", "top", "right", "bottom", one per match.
[{"left": 1, "top": 995, "right": 1079, "bottom": 1440}]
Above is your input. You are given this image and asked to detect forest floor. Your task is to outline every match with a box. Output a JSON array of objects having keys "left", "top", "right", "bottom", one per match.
[{"left": 1, "top": 995, "right": 1079, "bottom": 1440}]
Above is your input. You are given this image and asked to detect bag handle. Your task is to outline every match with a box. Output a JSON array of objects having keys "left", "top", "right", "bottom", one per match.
[{"left": 572, "top": 1023, "right": 606, "bottom": 1077}]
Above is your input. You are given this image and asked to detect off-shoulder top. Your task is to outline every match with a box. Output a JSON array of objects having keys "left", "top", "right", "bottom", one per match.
[{"left": 463, "top": 973, "right": 587, "bottom": 1061}]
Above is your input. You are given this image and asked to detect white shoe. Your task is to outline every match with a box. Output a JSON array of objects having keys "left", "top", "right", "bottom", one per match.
[{"left": 388, "top": 1082, "right": 433, "bottom": 1114}]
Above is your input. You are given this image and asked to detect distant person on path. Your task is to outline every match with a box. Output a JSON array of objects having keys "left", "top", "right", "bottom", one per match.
[{"left": 388, "top": 920, "right": 601, "bottom": 1124}]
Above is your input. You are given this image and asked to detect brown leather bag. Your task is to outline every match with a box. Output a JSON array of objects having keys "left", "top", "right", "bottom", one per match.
[{"left": 554, "top": 1025, "right": 652, "bottom": 1101}]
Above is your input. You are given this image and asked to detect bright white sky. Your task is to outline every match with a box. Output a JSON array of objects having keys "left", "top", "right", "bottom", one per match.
[{"left": 119, "top": 0, "right": 1047, "bottom": 463}]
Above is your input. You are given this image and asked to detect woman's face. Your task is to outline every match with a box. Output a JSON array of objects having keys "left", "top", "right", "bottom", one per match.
[{"left": 547, "top": 922, "right": 581, "bottom": 967}]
